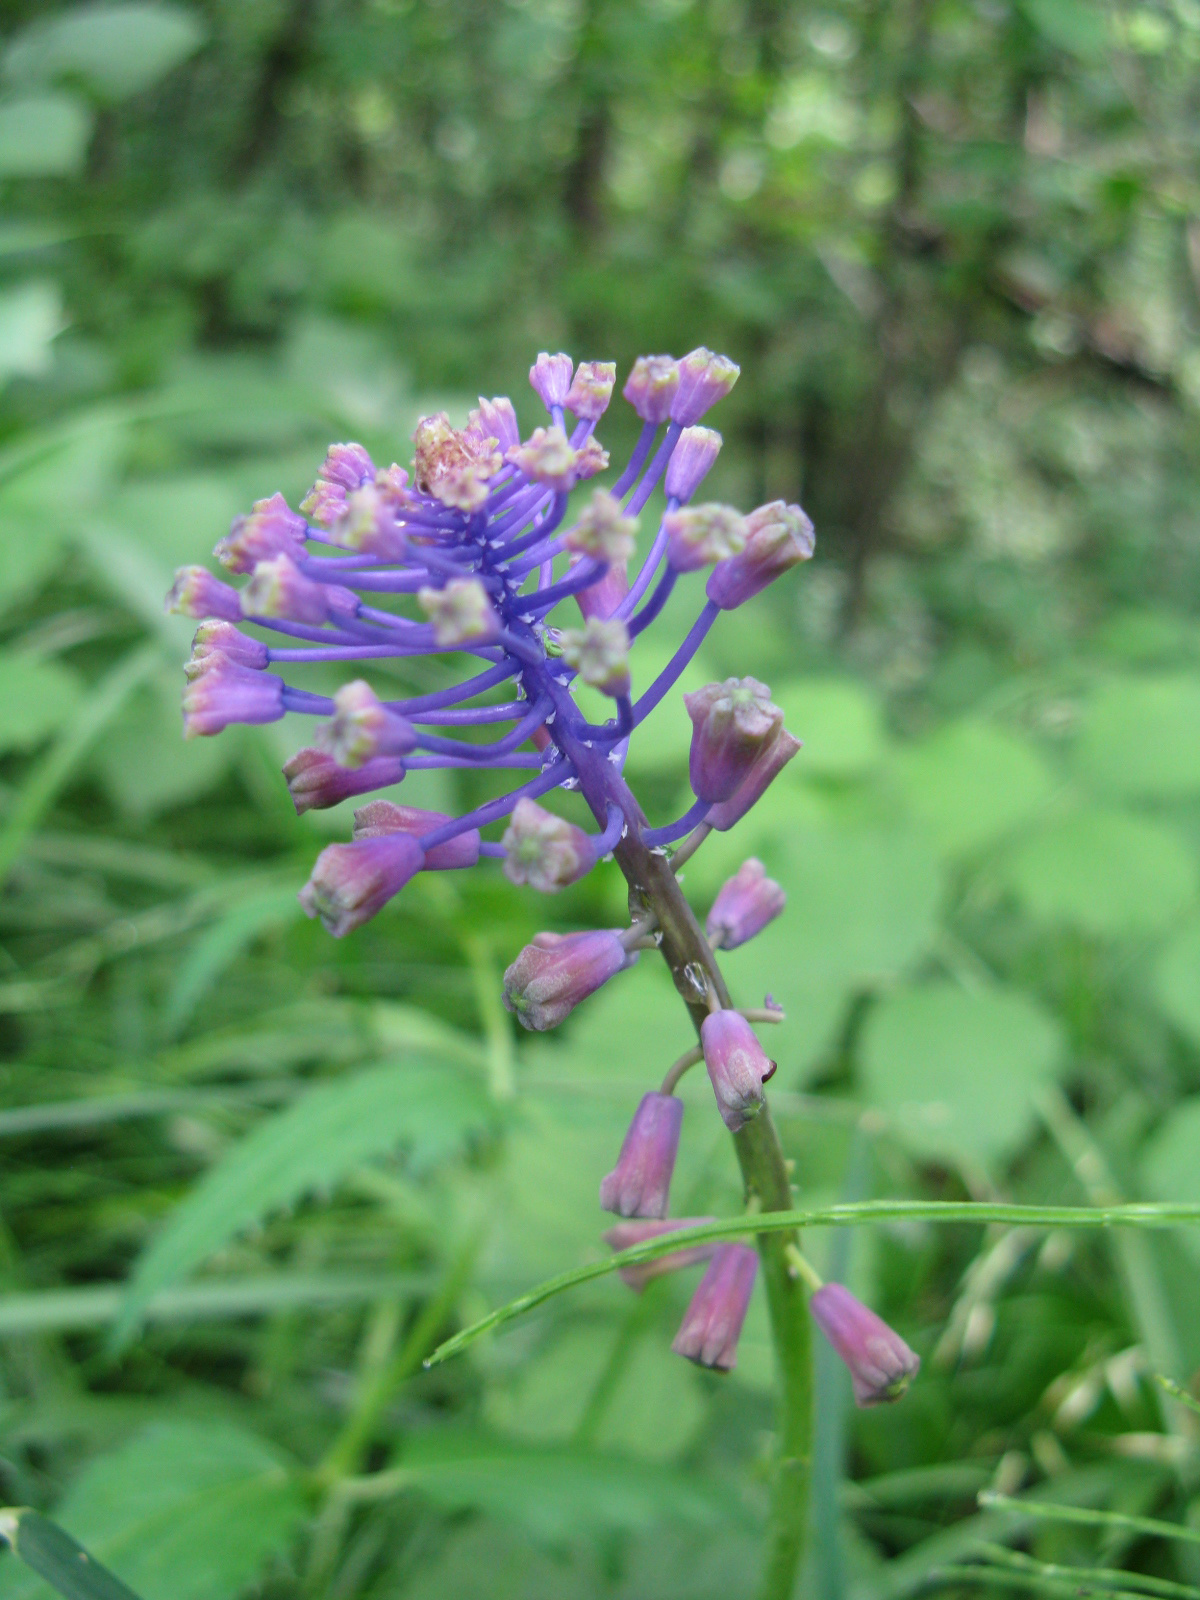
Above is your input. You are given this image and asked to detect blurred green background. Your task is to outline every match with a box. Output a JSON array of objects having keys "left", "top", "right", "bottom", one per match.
[{"left": 2, "top": 1, "right": 1200, "bottom": 1597}]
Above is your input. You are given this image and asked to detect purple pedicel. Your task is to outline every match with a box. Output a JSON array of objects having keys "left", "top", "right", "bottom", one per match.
[
  {"left": 353, "top": 800, "right": 480, "bottom": 870},
  {"left": 604, "top": 1217, "right": 719, "bottom": 1290},
  {"left": 809, "top": 1283, "right": 921, "bottom": 1407},
  {"left": 671, "top": 1243, "right": 759, "bottom": 1371},
  {"left": 706, "top": 858, "right": 786, "bottom": 950},
  {"left": 600, "top": 1092, "right": 685, "bottom": 1218},
  {"left": 169, "top": 350, "right": 812, "bottom": 934}
]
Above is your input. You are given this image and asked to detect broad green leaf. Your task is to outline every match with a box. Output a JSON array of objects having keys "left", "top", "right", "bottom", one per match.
[
  {"left": 1142, "top": 1100, "right": 1200, "bottom": 1252},
  {"left": 998, "top": 808, "right": 1198, "bottom": 938},
  {"left": 1073, "top": 675, "right": 1200, "bottom": 800},
  {"left": 892, "top": 718, "right": 1056, "bottom": 859},
  {"left": 0, "top": 1510, "right": 141, "bottom": 1600},
  {"left": 1021, "top": 0, "right": 1110, "bottom": 56},
  {"left": 858, "top": 982, "right": 1065, "bottom": 1163},
  {"left": 92, "top": 682, "right": 231, "bottom": 818},
  {"left": 1153, "top": 918, "right": 1200, "bottom": 1047},
  {"left": 0, "top": 655, "right": 82, "bottom": 754},
  {"left": 0, "top": 1424, "right": 303, "bottom": 1600},
  {"left": 0, "top": 96, "right": 91, "bottom": 177},
  {"left": 0, "top": 283, "right": 63, "bottom": 382},
  {"left": 161, "top": 882, "right": 302, "bottom": 1037},
  {"left": 4, "top": 6, "right": 205, "bottom": 104},
  {"left": 113, "top": 1058, "right": 492, "bottom": 1347},
  {"left": 399, "top": 1519, "right": 603, "bottom": 1600},
  {"left": 772, "top": 677, "right": 887, "bottom": 778}
]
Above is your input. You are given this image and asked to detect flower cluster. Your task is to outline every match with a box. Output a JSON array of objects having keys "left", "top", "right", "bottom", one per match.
[{"left": 168, "top": 345, "right": 916, "bottom": 1393}]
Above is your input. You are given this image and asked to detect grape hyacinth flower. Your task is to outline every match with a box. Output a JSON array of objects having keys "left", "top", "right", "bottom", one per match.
[
  {"left": 707, "top": 858, "right": 786, "bottom": 950},
  {"left": 809, "top": 1283, "right": 921, "bottom": 1406}
]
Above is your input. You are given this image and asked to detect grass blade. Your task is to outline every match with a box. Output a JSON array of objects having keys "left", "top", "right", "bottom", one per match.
[{"left": 0, "top": 1509, "right": 143, "bottom": 1600}]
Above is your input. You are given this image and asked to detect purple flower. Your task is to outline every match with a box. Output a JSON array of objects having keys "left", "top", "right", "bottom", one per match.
[
  {"left": 501, "top": 798, "right": 593, "bottom": 892},
  {"left": 316, "top": 681, "right": 418, "bottom": 768},
  {"left": 701, "top": 1009, "right": 776, "bottom": 1131},
  {"left": 282, "top": 748, "right": 407, "bottom": 815},
  {"left": 706, "top": 858, "right": 786, "bottom": 950},
  {"left": 529, "top": 351, "right": 575, "bottom": 410},
  {"left": 353, "top": 800, "right": 480, "bottom": 869},
  {"left": 664, "top": 427, "right": 722, "bottom": 504},
  {"left": 664, "top": 504, "right": 747, "bottom": 572},
  {"left": 469, "top": 396, "right": 521, "bottom": 455},
  {"left": 185, "top": 621, "right": 267, "bottom": 676},
  {"left": 671, "top": 1243, "right": 758, "bottom": 1370},
  {"left": 417, "top": 577, "right": 500, "bottom": 647},
  {"left": 600, "top": 1092, "right": 684, "bottom": 1218},
  {"left": 622, "top": 355, "right": 680, "bottom": 423},
  {"left": 670, "top": 348, "right": 740, "bottom": 426},
  {"left": 215, "top": 492, "right": 308, "bottom": 574},
  {"left": 166, "top": 566, "right": 242, "bottom": 622},
  {"left": 573, "top": 557, "right": 629, "bottom": 621},
  {"left": 502, "top": 930, "right": 634, "bottom": 1031},
  {"left": 182, "top": 658, "right": 283, "bottom": 738},
  {"left": 604, "top": 1217, "right": 719, "bottom": 1290},
  {"left": 705, "top": 728, "right": 802, "bottom": 832},
  {"left": 707, "top": 500, "right": 815, "bottom": 610},
  {"left": 684, "top": 678, "right": 784, "bottom": 804},
  {"left": 506, "top": 427, "right": 609, "bottom": 492},
  {"left": 299, "top": 832, "right": 425, "bottom": 937},
  {"left": 564, "top": 490, "right": 638, "bottom": 564},
  {"left": 566, "top": 360, "right": 617, "bottom": 420},
  {"left": 242, "top": 554, "right": 358, "bottom": 626},
  {"left": 558, "top": 618, "right": 631, "bottom": 697},
  {"left": 809, "top": 1283, "right": 921, "bottom": 1407}
]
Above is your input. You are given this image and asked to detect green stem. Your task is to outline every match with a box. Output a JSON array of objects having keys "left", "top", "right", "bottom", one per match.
[{"left": 611, "top": 824, "right": 812, "bottom": 1600}]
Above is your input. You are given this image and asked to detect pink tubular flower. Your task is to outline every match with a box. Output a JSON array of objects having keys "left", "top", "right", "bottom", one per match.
[
  {"left": 664, "top": 504, "right": 747, "bottom": 572},
  {"left": 707, "top": 500, "right": 815, "bottom": 610},
  {"left": 671, "top": 1243, "right": 758, "bottom": 1370},
  {"left": 604, "top": 1217, "right": 719, "bottom": 1291},
  {"left": 684, "top": 677, "right": 784, "bottom": 804},
  {"left": 622, "top": 354, "right": 680, "bottom": 423},
  {"left": 670, "top": 348, "right": 740, "bottom": 426},
  {"left": 182, "top": 659, "right": 282, "bottom": 737},
  {"left": 564, "top": 490, "right": 638, "bottom": 564},
  {"left": 352, "top": 799, "right": 480, "bottom": 870},
  {"left": 241, "top": 554, "right": 358, "bottom": 626},
  {"left": 664, "top": 426, "right": 722, "bottom": 503},
  {"left": 502, "top": 929, "right": 634, "bottom": 1031},
  {"left": 701, "top": 1009, "right": 776, "bottom": 1131},
  {"left": 298, "top": 832, "right": 425, "bottom": 937},
  {"left": 529, "top": 351, "right": 574, "bottom": 410},
  {"left": 705, "top": 727, "right": 802, "bottom": 831},
  {"left": 706, "top": 858, "right": 786, "bottom": 950},
  {"left": 566, "top": 360, "right": 617, "bottom": 419},
  {"left": 282, "top": 748, "right": 407, "bottom": 815},
  {"left": 185, "top": 621, "right": 267, "bottom": 677},
  {"left": 600, "top": 1092, "right": 684, "bottom": 1218},
  {"left": 317, "top": 681, "right": 417, "bottom": 769},
  {"left": 501, "top": 798, "right": 593, "bottom": 891},
  {"left": 166, "top": 566, "right": 242, "bottom": 622},
  {"left": 809, "top": 1283, "right": 921, "bottom": 1406},
  {"left": 558, "top": 617, "right": 631, "bottom": 697},
  {"left": 417, "top": 577, "right": 500, "bottom": 647},
  {"left": 301, "top": 443, "right": 376, "bottom": 527},
  {"left": 215, "top": 492, "right": 308, "bottom": 574}
]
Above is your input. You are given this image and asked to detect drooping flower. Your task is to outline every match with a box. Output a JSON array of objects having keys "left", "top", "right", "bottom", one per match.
[
  {"left": 299, "top": 833, "right": 425, "bottom": 937},
  {"left": 316, "top": 681, "right": 417, "bottom": 768},
  {"left": 501, "top": 798, "right": 593, "bottom": 892},
  {"left": 706, "top": 858, "right": 786, "bottom": 950},
  {"left": 166, "top": 566, "right": 241, "bottom": 622},
  {"left": 809, "top": 1283, "right": 921, "bottom": 1406},
  {"left": 282, "top": 748, "right": 406, "bottom": 815},
  {"left": 701, "top": 1008, "right": 776, "bottom": 1131},
  {"left": 708, "top": 500, "right": 815, "bottom": 610},
  {"left": 600, "top": 1092, "right": 684, "bottom": 1218},
  {"left": 664, "top": 504, "right": 747, "bottom": 572},
  {"left": 685, "top": 678, "right": 784, "bottom": 803},
  {"left": 705, "top": 728, "right": 801, "bottom": 831},
  {"left": 215, "top": 492, "right": 308, "bottom": 573},
  {"left": 671, "top": 1243, "right": 758, "bottom": 1370},
  {"left": 502, "top": 930, "right": 635, "bottom": 1031},
  {"left": 182, "top": 658, "right": 283, "bottom": 737},
  {"left": 185, "top": 621, "right": 267, "bottom": 676},
  {"left": 352, "top": 800, "right": 480, "bottom": 869}
]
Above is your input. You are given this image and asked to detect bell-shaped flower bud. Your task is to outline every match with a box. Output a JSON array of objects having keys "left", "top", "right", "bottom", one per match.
[
  {"left": 670, "top": 348, "right": 740, "bottom": 425},
  {"left": 564, "top": 490, "right": 638, "bottom": 564},
  {"left": 215, "top": 493, "right": 308, "bottom": 574},
  {"left": 468, "top": 396, "right": 520, "bottom": 456},
  {"left": 242, "top": 554, "right": 358, "bottom": 627},
  {"left": 418, "top": 577, "right": 500, "bottom": 647},
  {"left": 600, "top": 1092, "right": 685, "bottom": 1219},
  {"left": 506, "top": 426, "right": 610, "bottom": 492},
  {"left": 501, "top": 797, "right": 593, "bottom": 891},
  {"left": 706, "top": 858, "right": 786, "bottom": 950},
  {"left": 529, "top": 351, "right": 574, "bottom": 410},
  {"left": 298, "top": 832, "right": 424, "bottom": 938},
  {"left": 663, "top": 504, "right": 747, "bottom": 572},
  {"left": 166, "top": 566, "right": 242, "bottom": 622},
  {"left": 573, "top": 556, "right": 630, "bottom": 622},
  {"left": 623, "top": 354, "right": 680, "bottom": 424},
  {"left": 503, "top": 929, "right": 634, "bottom": 1031},
  {"left": 185, "top": 621, "right": 267, "bottom": 678},
  {"left": 559, "top": 617, "right": 631, "bottom": 697},
  {"left": 604, "top": 1217, "right": 719, "bottom": 1291},
  {"left": 182, "top": 659, "right": 283, "bottom": 738},
  {"left": 705, "top": 727, "right": 801, "bottom": 832},
  {"left": 684, "top": 677, "right": 783, "bottom": 803},
  {"left": 566, "top": 360, "right": 617, "bottom": 419},
  {"left": 809, "top": 1283, "right": 921, "bottom": 1407},
  {"left": 316, "top": 680, "right": 417, "bottom": 769},
  {"left": 282, "top": 748, "right": 406, "bottom": 815},
  {"left": 334, "top": 473, "right": 410, "bottom": 561},
  {"left": 671, "top": 1243, "right": 758, "bottom": 1370},
  {"left": 700, "top": 1008, "right": 776, "bottom": 1131},
  {"left": 664, "top": 426, "right": 722, "bottom": 504},
  {"left": 707, "top": 500, "right": 815, "bottom": 610},
  {"left": 352, "top": 799, "right": 480, "bottom": 870},
  {"left": 301, "top": 443, "right": 376, "bottom": 527}
]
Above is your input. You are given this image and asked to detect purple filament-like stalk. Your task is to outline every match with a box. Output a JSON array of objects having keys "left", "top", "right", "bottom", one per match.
[
  {"left": 633, "top": 600, "right": 720, "bottom": 725},
  {"left": 642, "top": 797, "right": 710, "bottom": 847}
]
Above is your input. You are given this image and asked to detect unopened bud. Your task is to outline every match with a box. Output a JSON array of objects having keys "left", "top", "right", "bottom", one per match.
[
  {"left": 664, "top": 427, "right": 722, "bottom": 503},
  {"left": 242, "top": 554, "right": 358, "bottom": 627},
  {"left": 671, "top": 348, "right": 740, "bottom": 425},
  {"left": 506, "top": 426, "right": 609, "bottom": 492},
  {"left": 706, "top": 858, "right": 786, "bottom": 950},
  {"left": 418, "top": 577, "right": 500, "bottom": 647},
  {"left": 501, "top": 797, "right": 592, "bottom": 891},
  {"left": 700, "top": 1009, "right": 776, "bottom": 1131},
  {"left": 334, "top": 476, "right": 409, "bottom": 560},
  {"left": 663, "top": 504, "right": 746, "bottom": 572},
  {"left": 600, "top": 1092, "right": 684, "bottom": 1219},
  {"left": 559, "top": 617, "right": 631, "bottom": 697},
  {"left": 622, "top": 355, "right": 680, "bottom": 424},
  {"left": 684, "top": 677, "right": 783, "bottom": 803},
  {"left": 705, "top": 727, "right": 801, "bottom": 831},
  {"left": 282, "top": 747, "right": 406, "bottom": 815},
  {"left": 671, "top": 1243, "right": 758, "bottom": 1371},
  {"left": 604, "top": 1217, "right": 719, "bottom": 1290},
  {"left": 186, "top": 621, "right": 267, "bottom": 677},
  {"left": 468, "top": 396, "right": 520, "bottom": 456},
  {"left": 809, "top": 1283, "right": 920, "bottom": 1407},
  {"left": 215, "top": 493, "right": 308, "bottom": 574},
  {"left": 502, "top": 929, "right": 634, "bottom": 1031},
  {"left": 529, "top": 351, "right": 574, "bottom": 410},
  {"left": 166, "top": 566, "right": 242, "bottom": 622},
  {"left": 301, "top": 443, "right": 376, "bottom": 527},
  {"left": 566, "top": 360, "right": 616, "bottom": 419},
  {"left": 182, "top": 659, "right": 283, "bottom": 738},
  {"left": 707, "top": 500, "right": 815, "bottom": 609},
  {"left": 316, "top": 680, "right": 417, "bottom": 768},
  {"left": 573, "top": 556, "right": 630, "bottom": 622},
  {"left": 352, "top": 799, "right": 480, "bottom": 870},
  {"left": 564, "top": 490, "right": 638, "bottom": 563},
  {"left": 298, "top": 833, "right": 425, "bottom": 938}
]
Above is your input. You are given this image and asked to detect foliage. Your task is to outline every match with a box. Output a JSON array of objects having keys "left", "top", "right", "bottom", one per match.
[{"left": 1, "top": 1, "right": 1199, "bottom": 1598}]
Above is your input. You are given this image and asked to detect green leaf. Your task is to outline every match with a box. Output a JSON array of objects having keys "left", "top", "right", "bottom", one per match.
[
  {"left": 0, "top": 1424, "right": 304, "bottom": 1600},
  {"left": 1073, "top": 675, "right": 1200, "bottom": 800},
  {"left": 112, "top": 1057, "right": 492, "bottom": 1348},
  {"left": 161, "top": 882, "right": 303, "bottom": 1037},
  {"left": 91, "top": 682, "right": 232, "bottom": 819},
  {"left": 1153, "top": 918, "right": 1200, "bottom": 1047},
  {"left": 998, "top": 808, "right": 1199, "bottom": 938},
  {"left": 0, "top": 96, "right": 91, "bottom": 177},
  {"left": 0, "top": 655, "right": 82, "bottom": 755},
  {"left": 1020, "top": 0, "right": 1110, "bottom": 57},
  {"left": 892, "top": 718, "right": 1057, "bottom": 859},
  {"left": 771, "top": 677, "right": 888, "bottom": 779},
  {"left": 858, "top": 982, "right": 1065, "bottom": 1163},
  {"left": 4, "top": 6, "right": 205, "bottom": 104},
  {"left": 1142, "top": 1100, "right": 1200, "bottom": 1239},
  {"left": 0, "top": 283, "right": 64, "bottom": 383},
  {"left": 0, "top": 1511, "right": 142, "bottom": 1600}
]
